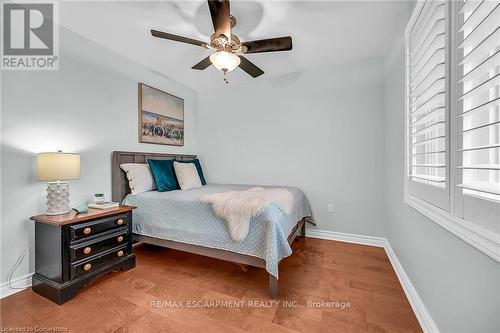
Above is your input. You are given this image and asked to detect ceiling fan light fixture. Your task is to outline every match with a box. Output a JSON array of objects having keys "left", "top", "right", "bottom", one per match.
[
  {"left": 151, "top": 0, "right": 293, "bottom": 79},
  {"left": 210, "top": 51, "right": 240, "bottom": 72}
]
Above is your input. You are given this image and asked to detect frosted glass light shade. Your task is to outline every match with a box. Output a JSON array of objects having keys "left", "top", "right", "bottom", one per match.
[
  {"left": 209, "top": 51, "right": 241, "bottom": 72},
  {"left": 37, "top": 152, "right": 80, "bottom": 181}
]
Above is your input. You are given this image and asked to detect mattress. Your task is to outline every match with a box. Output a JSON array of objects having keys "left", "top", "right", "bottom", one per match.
[{"left": 122, "top": 183, "right": 312, "bottom": 278}]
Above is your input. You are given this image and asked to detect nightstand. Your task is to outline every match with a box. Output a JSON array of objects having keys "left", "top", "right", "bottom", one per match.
[{"left": 30, "top": 205, "right": 136, "bottom": 304}]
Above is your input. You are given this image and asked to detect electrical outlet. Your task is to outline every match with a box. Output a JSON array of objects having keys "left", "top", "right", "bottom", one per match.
[{"left": 327, "top": 203, "right": 334, "bottom": 213}]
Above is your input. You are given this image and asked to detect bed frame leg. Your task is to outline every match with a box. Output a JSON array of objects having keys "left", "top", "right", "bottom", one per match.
[
  {"left": 269, "top": 274, "right": 278, "bottom": 299},
  {"left": 300, "top": 219, "right": 306, "bottom": 237}
]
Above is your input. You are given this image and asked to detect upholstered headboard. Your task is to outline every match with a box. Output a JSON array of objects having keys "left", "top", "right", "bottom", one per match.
[{"left": 111, "top": 151, "right": 196, "bottom": 202}]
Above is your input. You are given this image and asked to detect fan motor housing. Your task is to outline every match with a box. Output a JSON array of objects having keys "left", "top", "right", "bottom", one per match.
[{"left": 210, "top": 33, "right": 241, "bottom": 52}]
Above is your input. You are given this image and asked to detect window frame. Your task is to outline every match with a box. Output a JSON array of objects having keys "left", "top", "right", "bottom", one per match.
[{"left": 404, "top": 0, "right": 500, "bottom": 262}]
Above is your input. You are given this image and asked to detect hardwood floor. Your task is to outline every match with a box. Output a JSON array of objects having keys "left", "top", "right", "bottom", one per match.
[{"left": 0, "top": 238, "right": 422, "bottom": 332}]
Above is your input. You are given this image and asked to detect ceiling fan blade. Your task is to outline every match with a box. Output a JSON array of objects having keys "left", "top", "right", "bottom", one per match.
[
  {"left": 207, "top": 0, "right": 231, "bottom": 41},
  {"left": 238, "top": 56, "right": 264, "bottom": 78},
  {"left": 151, "top": 30, "right": 206, "bottom": 47},
  {"left": 242, "top": 36, "right": 292, "bottom": 54},
  {"left": 192, "top": 56, "right": 212, "bottom": 70}
]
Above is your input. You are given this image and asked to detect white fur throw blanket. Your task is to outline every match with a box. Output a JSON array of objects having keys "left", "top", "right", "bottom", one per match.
[{"left": 200, "top": 187, "right": 294, "bottom": 242}]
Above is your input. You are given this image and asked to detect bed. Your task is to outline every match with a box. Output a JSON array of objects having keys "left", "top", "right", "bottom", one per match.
[{"left": 111, "top": 151, "right": 312, "bottom": 298}]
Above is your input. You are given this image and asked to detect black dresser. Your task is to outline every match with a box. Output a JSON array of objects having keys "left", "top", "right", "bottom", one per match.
[{"left": 30, "top": 205, "right": 136, "bottom": 304}]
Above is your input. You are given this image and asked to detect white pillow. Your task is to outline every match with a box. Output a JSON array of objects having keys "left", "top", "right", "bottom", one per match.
[
  {"left": 120, "top": 163, "right": 157, "bottom": 195},
  {"left": 173, "top": 161, "right": 202, "bottom": 191}
]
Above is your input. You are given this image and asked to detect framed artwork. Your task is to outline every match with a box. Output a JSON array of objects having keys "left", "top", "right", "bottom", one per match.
[{"left": 138, "top": 83, "right": 184, "bottom": 146}]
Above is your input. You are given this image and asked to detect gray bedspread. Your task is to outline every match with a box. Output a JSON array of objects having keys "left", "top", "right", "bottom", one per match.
[{"left": 123, "top": 184, "right": 311, "bottom": 278}]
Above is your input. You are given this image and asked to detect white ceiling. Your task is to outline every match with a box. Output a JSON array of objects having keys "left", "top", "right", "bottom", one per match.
[{"left": 59, "top": 1, "right": 406, "bottom": 91}]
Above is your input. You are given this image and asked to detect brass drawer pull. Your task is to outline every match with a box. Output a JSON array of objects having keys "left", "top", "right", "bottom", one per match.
[
  {"left": 117, "top": 235, "right": 124, "bottom": 242},
  {"left": 117, "top": 250, "right": 124, "bottom": 257},
  {"left": 83, "top": 263, "right": 92, "bottom": 271},
  {"left": 83, "top": 247, "right": 92, "bottom": 255},
  {"left": 83, "top": 227, "right": 92, "bottom": 235},
  {"left": 116, "top": 219, "right": 124, "bottom": 226}
]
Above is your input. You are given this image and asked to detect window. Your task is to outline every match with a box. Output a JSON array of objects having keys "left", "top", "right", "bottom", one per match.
[{"left": 405, "top": 0, "right": 500, "bottom": 261}]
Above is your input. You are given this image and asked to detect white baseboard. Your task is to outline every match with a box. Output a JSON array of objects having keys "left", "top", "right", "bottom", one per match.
[
  {"left": 306, "top": 229, "right": 439, "bottom": 333},
  {"left": 0, "top": 273, "right": 33, "bottom": 299},
  {"left": 306, "top": 229, "right": 387, "bottom": 248},
  {"left": 383, "top": 241, "right": 440, "bottom": 333}
]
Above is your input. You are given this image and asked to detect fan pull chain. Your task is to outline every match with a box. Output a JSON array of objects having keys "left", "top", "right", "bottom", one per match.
[{"left": 223, "top": 70, "right": 229, "bottom": 84}]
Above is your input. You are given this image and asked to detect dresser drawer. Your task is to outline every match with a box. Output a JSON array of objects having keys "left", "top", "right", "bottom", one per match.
[
  {"left": 69, "top": 229, "right": 128, "bottom": 262},
  {"left": 70, "top": 245, "right": 128, "bottom": 280},
  {"left": 69, "top": 214, "right": 128, "bottom": 242}
]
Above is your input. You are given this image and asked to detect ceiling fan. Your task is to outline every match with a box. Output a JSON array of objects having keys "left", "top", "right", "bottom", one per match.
[{"left": 150, "top": 0, "right": 292, "bottom": 83}]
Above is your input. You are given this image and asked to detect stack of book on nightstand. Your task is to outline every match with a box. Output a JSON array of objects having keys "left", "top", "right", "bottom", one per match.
[{"left": 88, "top": 201, "right": 119, "bottom": 209}]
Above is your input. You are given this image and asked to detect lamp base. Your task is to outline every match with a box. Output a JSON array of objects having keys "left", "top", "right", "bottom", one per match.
[{"left": 46, "top": 181, "right": 70, "bottom": 215}]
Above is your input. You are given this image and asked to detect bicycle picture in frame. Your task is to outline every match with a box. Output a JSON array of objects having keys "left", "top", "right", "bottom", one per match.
[{"left": 138, "top": 83, "right": 184, "bottom": 146}]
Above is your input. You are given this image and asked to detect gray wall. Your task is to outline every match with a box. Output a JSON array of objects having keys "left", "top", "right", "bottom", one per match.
[
  {"left": 383, "top": 5, "right": 500, "bottom": 332},
  {"left": 0, "top": 28, "right": 198, "bottom": 284},
  {"left": 197, "top": 58, "right": 386, "bottom": 237}
]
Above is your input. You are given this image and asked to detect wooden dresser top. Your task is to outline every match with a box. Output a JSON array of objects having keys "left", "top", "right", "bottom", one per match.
[{"left": 30, "top": 205, "right": 136, "bottom": 226}]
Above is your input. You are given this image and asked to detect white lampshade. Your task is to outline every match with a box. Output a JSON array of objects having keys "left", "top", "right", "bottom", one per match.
[
  {"left": 210, "top": 51, "right": 241, "bottom": 72},
  {"left": 37, "top": 151, "right": 80, "bottom": 181}
]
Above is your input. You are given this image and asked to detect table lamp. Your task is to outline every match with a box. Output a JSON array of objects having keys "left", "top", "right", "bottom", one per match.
[{"left": 37, "top": 151, "right": 80, "bottom": 215}]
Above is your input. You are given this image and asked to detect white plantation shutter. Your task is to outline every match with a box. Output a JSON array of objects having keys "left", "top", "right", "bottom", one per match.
[
  {"left": 456, "top": 0, "right": 500, "bottom": 232},
  {"left": 405, "top": 1, "right": 500, "bottom": 261},
  {"left": 407, "top": 0, "right": 450, "bottom": 210}
]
